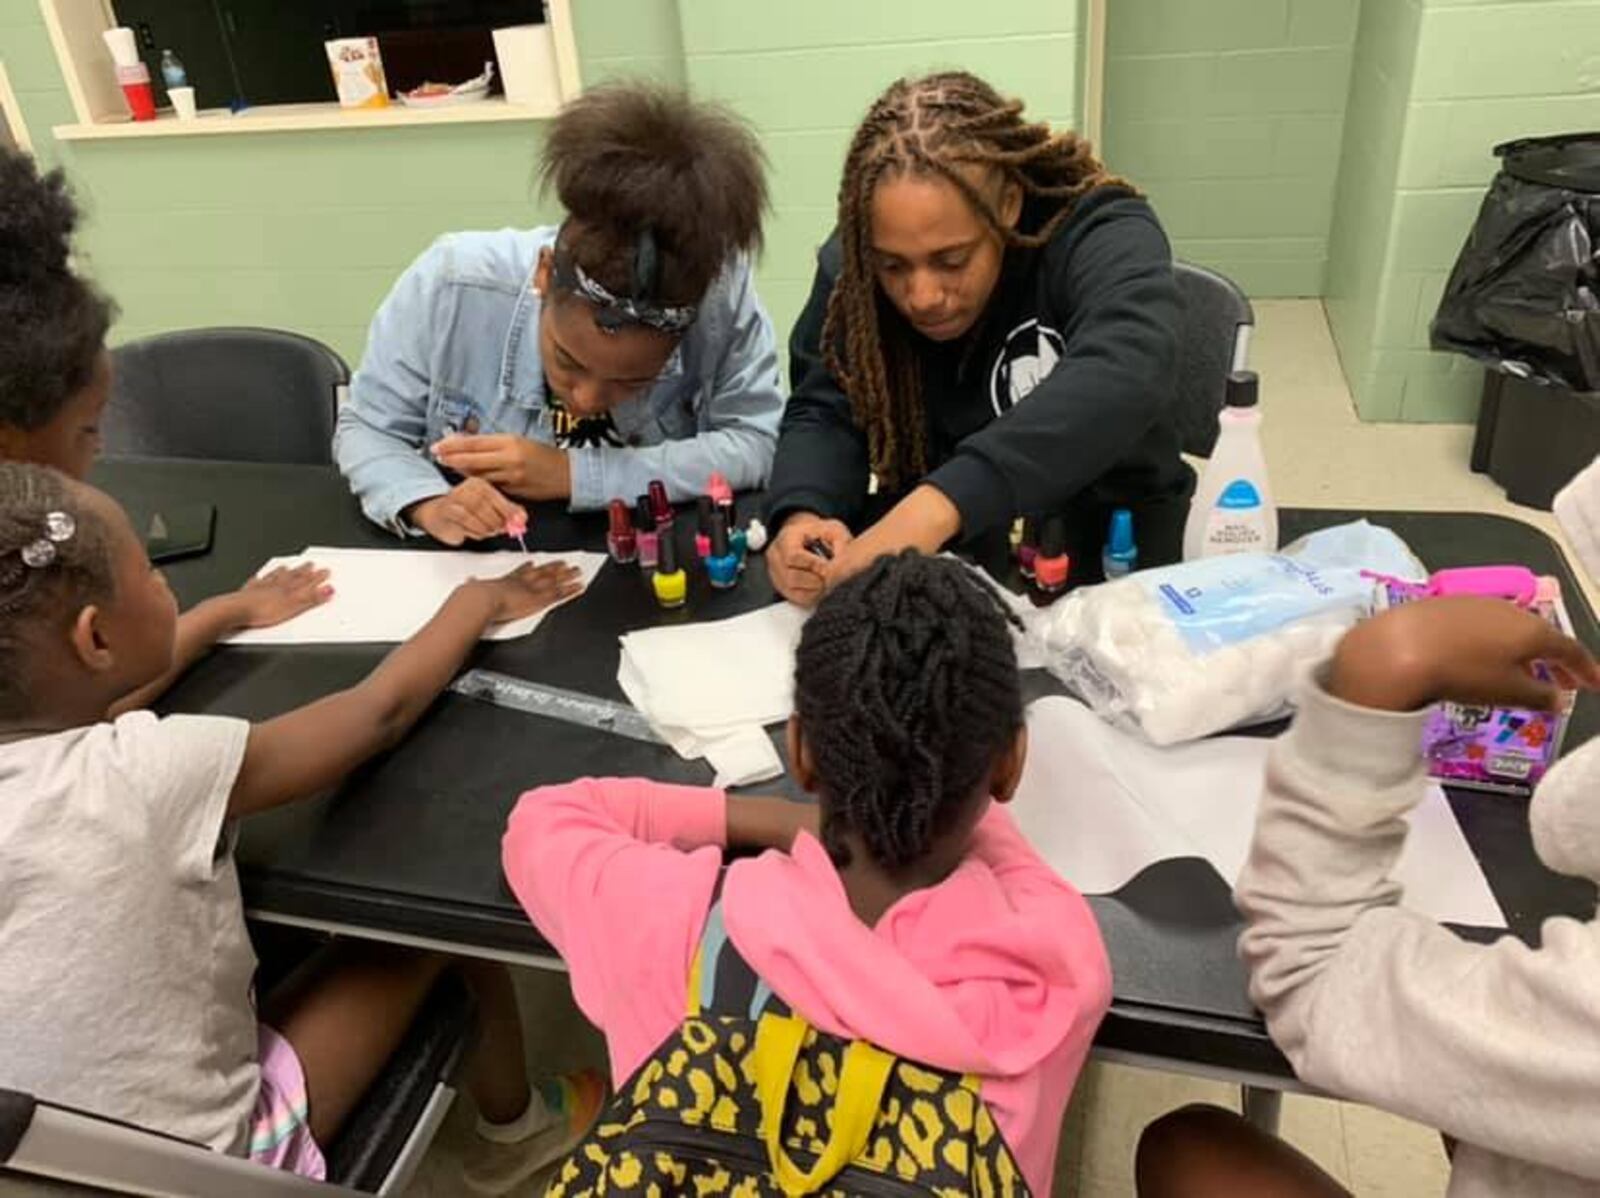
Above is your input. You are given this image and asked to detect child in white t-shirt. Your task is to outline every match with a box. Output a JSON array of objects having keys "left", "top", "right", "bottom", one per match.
[{"left": 0, "top": 462, "right": 603, "bottom": 1191}]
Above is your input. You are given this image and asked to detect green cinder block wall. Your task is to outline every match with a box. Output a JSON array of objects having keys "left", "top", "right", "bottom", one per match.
[
  {"left": 677, "top": 0, "right": 1084, "bottom": 342},
  {"left": 1, "top": 0, "right": 1084, "bottom": 371},
  {"left": 1101, "top": 0, "right": 1360, "bottom": 298},
  {"left": 1325, "top": 0, "right": 1600, "bottom": 423}
]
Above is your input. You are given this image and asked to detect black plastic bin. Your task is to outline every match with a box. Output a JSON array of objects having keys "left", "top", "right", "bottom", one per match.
[
  {"left": 1472, "top": 370, "right": 1600, "bottom": 509},
  {"left": 1434, "top": 132, "right": 1600, "bottom": 508}
]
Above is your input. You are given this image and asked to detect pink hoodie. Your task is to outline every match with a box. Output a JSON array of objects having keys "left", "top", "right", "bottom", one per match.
[{"left": 502, "top": 778, "right": 1112, "bottom": 1195}]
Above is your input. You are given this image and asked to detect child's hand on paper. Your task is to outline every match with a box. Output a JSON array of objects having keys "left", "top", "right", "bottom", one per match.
[
  {"left": 432, "top": 433, "right": 572, "bottom": 501},
  {"left": 408, "top": 478, "right": 528, "bottom": 546},
  {"left": 1330, "top": 596, "right": 1600, "bottom": 713},
  {"left": 233, "top": 563, "right": 334, "bottom": 629},
  {"left": 471, "top": 561, "right": 585, "bottom": 625}
]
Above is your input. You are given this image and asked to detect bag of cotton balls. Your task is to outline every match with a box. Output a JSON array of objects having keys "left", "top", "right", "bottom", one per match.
[{"left": 1035, "top": 521, "right": 1424, "bottom": 745}]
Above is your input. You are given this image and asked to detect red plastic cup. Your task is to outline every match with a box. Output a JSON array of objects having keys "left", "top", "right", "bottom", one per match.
[{"left": 116, "top": 63, "right": 157, "bottom": 121}]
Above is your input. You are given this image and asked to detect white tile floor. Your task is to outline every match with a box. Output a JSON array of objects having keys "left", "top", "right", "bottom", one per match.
[{"left": 413, "top": 301, "right": 1585, "bottom": 1197}]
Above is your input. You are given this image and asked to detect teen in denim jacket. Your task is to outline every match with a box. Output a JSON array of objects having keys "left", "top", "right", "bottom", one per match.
[{"left": 336, "top": 85, "right": 781, "bottom": 544}]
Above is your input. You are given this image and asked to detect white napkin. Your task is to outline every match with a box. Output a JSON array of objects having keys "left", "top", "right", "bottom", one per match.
[{"left": 617, "top": 602, "right": 808, "bottom": 779}]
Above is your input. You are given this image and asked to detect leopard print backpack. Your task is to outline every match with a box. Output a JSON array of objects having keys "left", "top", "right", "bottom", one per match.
[{"left": 545, "top": 884, "right": 1030, "bottom": 1197}]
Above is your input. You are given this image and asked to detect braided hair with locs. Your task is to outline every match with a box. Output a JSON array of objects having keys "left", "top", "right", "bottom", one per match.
[
  {"left": 794, "top": 551, "right": 1023, "bottom": 871},
  {"left": 0, "top": 463, "right": 113, "bottom": 719},
  {"left": 823, "top": 71, "right": 1128, "bottom": 490}
]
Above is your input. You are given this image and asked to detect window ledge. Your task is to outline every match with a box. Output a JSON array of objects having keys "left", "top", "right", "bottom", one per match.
[{"left": 53, "top": 96, "right": 556, "bottom": 142}]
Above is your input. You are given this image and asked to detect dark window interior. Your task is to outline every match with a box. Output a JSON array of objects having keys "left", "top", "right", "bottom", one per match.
[{"left": 113, "top": 1, "right": 545, "bottom": 111}]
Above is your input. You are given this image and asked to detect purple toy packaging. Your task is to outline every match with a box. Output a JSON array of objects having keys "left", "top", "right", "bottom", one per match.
[{"left": 1376, "top": 568, "right": 1574, "bottom": 795}]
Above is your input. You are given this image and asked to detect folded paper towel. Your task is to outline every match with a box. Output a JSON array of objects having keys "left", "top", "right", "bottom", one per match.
[{"left": 617, "top": 602, "right": 808, "bottom": 786}]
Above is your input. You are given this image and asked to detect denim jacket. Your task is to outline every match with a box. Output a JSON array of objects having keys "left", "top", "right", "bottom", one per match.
[{"left": 334, "top": 227, "right": 783, "bottom": 532}]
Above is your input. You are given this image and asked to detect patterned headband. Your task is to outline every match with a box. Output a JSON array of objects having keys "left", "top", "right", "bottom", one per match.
[{"left": 550, "top": 230, "right": 698, "bottom": 336}]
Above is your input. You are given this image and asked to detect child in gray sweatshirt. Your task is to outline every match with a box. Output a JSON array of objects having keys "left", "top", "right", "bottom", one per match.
[{"left": 1137, "top": 595, "right": 1600, "bottom": 1197}]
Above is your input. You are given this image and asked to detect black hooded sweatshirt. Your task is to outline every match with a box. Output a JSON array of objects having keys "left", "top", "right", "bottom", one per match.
[{"left": 765, "top": 186, "right": 1196, "bottom": 581}]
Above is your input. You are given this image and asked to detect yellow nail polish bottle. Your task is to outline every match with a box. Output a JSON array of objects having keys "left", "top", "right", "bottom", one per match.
[{"left": 652, "top": 529, "right": 687, "bottom": 609}]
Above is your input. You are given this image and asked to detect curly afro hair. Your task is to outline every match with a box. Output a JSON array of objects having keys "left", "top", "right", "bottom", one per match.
[
  {"left": 538, "top": 84, "right": 768, "bottom": 307},
  {"left": 0, "top": 149, "right": 116, "bottom": 432}
]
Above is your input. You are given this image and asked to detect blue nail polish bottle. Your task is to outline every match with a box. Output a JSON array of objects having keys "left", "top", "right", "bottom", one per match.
[
  {"left": 725, "top": 497, "right": 747, "bottom": 569},
  {"left": 706, "top": 511, "right": 739, "bottom": 590}
]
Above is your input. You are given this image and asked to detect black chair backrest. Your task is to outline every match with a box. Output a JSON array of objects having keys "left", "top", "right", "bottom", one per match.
[
  {"left": 1172, "top": 261, "right": 1254, "bottom": 458},
  {"left": 105, "top": 327, "right": 350, "bottom": 465}
]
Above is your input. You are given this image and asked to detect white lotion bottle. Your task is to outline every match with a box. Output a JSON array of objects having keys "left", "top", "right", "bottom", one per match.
[{"left": 1184, "top": 369, "right": 1277, "bottom": 559}]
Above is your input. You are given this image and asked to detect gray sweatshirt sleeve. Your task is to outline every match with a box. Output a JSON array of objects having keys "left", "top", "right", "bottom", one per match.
[{"left": 1236, "top": 672, "right": 1600, "bottom": 1183}]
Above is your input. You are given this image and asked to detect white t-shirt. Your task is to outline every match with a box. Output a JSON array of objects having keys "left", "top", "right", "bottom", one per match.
[{"left": 0, "top": 712, "right": 259, "bottom": 1154}]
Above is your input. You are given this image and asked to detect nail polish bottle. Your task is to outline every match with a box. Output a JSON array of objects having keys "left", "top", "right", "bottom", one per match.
[
  {"left": 648, "top": 479, "right": 673, "bottom": 530},
  {"left": 652, "top": 527, "right": 687, "bottom": 609},
  {"left": 708, "top": 470, "right": 735, "bottom": 523},
  {"left": 695, "top": 496, "right": 715, "bottom": 560},
  {"left": 607, "top": 499, "right": 637, "bottom": 565},
  {"left": 1017, "top": 516, "right": 1040, "bottom": 579},
  {"left": 706, "top": 511, "right": 739, "bottom": 590},
  {"left": 1102, "top": 508, "right": 1138, "bottom": 580},
  {"left": 724, "top": 496, "right": 746, "bottom": 568},
  {"left": 634, "top": 496, "right": 660, "bottom": 570},
  {"left": 1035, "top": 515, "right": 1070, "bottom": 594}
]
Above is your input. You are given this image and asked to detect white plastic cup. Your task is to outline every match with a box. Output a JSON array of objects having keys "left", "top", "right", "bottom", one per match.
[
  {"left": 169, "top": 85, "right": 196, "bottom": 120},
  {"left": 493, "top": 24, "right": 560, "bottom": 109},
  {"left": 102, "top": 26, "right": 140, "bottom": 68}
]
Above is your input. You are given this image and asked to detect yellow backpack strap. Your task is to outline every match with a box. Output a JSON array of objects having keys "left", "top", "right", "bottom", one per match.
[{"left": 753, "top": 1013, "right": 895, "bottom": 1197}]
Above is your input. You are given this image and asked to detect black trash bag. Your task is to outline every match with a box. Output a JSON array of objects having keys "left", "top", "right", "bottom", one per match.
[{"left": 1431, "top": 133, "right": 1600, "bottom": 392}]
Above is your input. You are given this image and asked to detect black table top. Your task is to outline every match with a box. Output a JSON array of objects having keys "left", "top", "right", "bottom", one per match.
[{"left": 93, "top": 458, "right": 1600, "bottom": 1081}]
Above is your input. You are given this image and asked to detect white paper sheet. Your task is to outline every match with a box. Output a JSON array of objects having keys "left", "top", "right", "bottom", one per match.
[
  {"left": 223, "top": 547, "right": 606, "bottom": 645},
  {"left": 1012, "top": 696, "right": 1506, "bottom": 928}
]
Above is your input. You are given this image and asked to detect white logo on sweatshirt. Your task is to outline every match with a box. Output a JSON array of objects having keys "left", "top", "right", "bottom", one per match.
[{"left": 989, "top": 319, "right": 1065, "bottom": 415}]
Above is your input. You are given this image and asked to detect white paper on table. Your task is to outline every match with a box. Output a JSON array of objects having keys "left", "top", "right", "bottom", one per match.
[
  {"left": 224, "top": 547, "right": 606, "bottom": 645},
  {"left": 1012, "top": 696, "right": 1506, "bottom": 928}
]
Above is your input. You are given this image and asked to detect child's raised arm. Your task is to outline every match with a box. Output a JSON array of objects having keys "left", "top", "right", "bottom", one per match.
[
  {"left": 1238, "top": 599, "right": 1600, "bottom": 1180},
  {"left": 227, "top": 561, "right": 581, "bottom": 817}
]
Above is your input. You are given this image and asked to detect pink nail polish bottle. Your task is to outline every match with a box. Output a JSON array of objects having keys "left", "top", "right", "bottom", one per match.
[
  {"left": 708, "top": 470, "right": 734, "bottom": 523},
  {"left": 1018, "top": 517, "right": 1040, "bottom": 579},
  {"left": 695, "top": 496, "right": 714, "bottom": 560}
]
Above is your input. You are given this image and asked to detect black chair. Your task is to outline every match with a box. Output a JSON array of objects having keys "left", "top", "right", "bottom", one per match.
[
  {"left": 105, "top": 328, "right": 350, "bottom": 466},
  {"left": 0, "top": 974, "right": 474, "bottom": 1196},
  {"left": 1172, "top": 261, "right": 1255, "bottom": 458}
]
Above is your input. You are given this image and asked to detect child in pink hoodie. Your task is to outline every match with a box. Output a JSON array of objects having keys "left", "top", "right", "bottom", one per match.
[{"left": 503, "top": 551, "right": 1112, "bottom": 1194}]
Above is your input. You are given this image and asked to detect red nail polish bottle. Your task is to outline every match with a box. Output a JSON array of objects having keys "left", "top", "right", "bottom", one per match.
[
  {"left": 634, "top": 495, "right": 660, "bottom": 570},
  {"left": 648, "top": 480, "right": 673, "bottom": 529},
  {"left": 607, "top": 499, "right": 637, "bottom": 565}
]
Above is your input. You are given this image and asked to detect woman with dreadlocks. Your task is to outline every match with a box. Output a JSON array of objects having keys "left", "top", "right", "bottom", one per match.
[
  {"left": 337, "top": 84, "right": 782, "bottom": 544},
  {"left": 765, "top": 71, "right": 1192, "bottom": 604}
]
